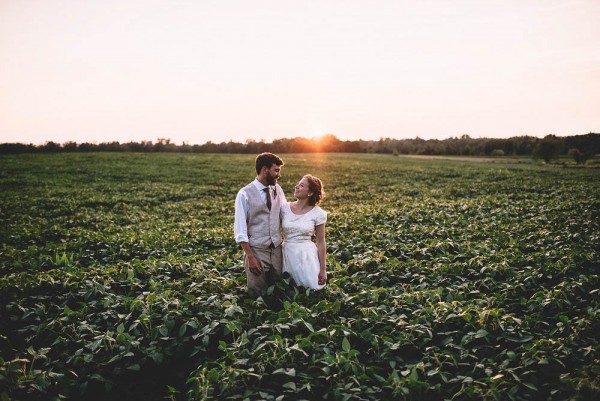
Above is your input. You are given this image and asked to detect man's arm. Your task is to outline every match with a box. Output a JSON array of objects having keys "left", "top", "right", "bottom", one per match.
[
  {"left": 234, "top": 189, "right": 262, "bottom": 275},
  {"left": 234, "top": 189, "right": 249, "bottom": 243}
]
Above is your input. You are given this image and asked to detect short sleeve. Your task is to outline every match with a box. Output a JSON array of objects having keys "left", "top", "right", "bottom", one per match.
[{"left": 315, "top": 208, "right": 327, "bottom": 226}]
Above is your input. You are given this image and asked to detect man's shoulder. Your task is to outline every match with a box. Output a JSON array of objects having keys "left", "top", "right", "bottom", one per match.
[
  {"left": 237, "top": 182, "right": 258, "bottom": 197},
  {"left": 240, "top": 181, "right": 256, "bottom": 191}
]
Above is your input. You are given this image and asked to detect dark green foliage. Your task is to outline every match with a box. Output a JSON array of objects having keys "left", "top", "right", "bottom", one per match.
[
  {"left": 0, "top": 153, "right": 599, "bottom": 401},
  {"left": 2, "top": 133, "right": 600, "bottom": 158},
  {"left": 533, "top": 135, "right": 564, "bottom": 163},
  {"left": 568, "top": 148, "right": 594, "bottom": 165}
]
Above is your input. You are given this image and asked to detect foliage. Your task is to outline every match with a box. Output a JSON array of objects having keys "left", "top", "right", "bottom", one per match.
[
  {"left": 533, "top": 135, "right": 564, "bottom": 163},
  {"left": 2, "top": 133, "right": 600, "bottom": 158},
  {"left": 568, "top": 148, "right": 594, "bottom": 165},
  {"left": 0, "top": 153, "right": 599, "bottom": 401}
]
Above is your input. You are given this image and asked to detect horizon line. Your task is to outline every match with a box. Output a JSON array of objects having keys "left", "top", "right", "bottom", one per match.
[{"left": 2, "top": 132, "right": 599, "bottom": 147}]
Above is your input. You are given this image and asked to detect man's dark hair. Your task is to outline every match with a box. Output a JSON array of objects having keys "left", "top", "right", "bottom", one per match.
[{"left": 255, "top": 153, "right": 284, "bottom": 174}]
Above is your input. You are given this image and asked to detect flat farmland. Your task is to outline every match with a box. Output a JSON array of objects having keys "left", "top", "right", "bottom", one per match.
[{"left": 0, "top": 153, "right": 599, "bottom": 401}]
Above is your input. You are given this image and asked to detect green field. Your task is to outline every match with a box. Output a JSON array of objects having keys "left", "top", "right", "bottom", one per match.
[{"left": 1, "top": 153, "right": 599, "bottom": 401}]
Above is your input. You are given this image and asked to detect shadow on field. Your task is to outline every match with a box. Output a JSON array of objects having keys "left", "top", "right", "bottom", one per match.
[{"left": 76, "top": 280, "right": 304, "bottom": 401}]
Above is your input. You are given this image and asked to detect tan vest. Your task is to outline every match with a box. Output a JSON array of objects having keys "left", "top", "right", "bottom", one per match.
[{"left": 244, "top": 182, "right": 282, "bottom": 248}]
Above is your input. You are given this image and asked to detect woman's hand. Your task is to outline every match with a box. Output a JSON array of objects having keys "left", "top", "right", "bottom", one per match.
[{"left": 318, "top": 269, "right": 327, "bottom": 286}]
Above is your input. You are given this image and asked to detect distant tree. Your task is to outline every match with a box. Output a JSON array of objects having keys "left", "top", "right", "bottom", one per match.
[
  {"left": 395, "top": 140, "right": 414, "bottom": 154},
  {"left": 43, "top": 141, "right": 61, "bottom": 153},
  {"left": 564, "top": 133, "right": 599, "bottom": 159},
  {"left": 97, "top": 141, "right": 122, "bottom": 152},
  {"left": 568, "top": 148, "right": 591, "bottom": 164},
  {"left": 62, "top": 141, "right": 78, "bottom": 152},
  {"left": 343, "top": 139, "right": 364, "bottom": 153},
  {"left": 3, "top": 132, "right": 597, "bottom": 156},
  {"left": 140, "top": 140, "right": 154, "bottom": 151},
  {"left": 0, "top": 143, "right": 37, "bottom": 154},
  {"left": 222, "top": 140, "right": 244, "bottom": 153},
  {"left": 507, "top": 135, "right": 537, "bottom": 155},
  {"left": 491, "top": 149, "right": 505, "bottom": 157},
  {"left": 78, "top": 142, "right": 97, "bottom": 152},
  {"left": 484, "top": 138, "right": 513, "bottom": 155},
  {"left": 155, "top": 138, "right": 177, "bottom": 152},
  {"left": 318, "top": 134, "right": 344, "bottom": 152},
  {"left": 533, "top": 135, "right": 563, "bottom": 163}
]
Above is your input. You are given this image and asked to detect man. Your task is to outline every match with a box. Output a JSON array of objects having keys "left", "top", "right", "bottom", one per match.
[{"left": 234, "top": 153, "right": 286, "bottom": 297}]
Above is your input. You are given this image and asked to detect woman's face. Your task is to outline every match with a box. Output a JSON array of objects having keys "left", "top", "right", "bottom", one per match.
[{"left": 294, "top": 177, "right": 312, "bottom": 200}]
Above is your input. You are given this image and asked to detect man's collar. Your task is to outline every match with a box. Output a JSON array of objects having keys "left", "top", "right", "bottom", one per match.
[
  {"left": 253, "top": 179, "right": 276, "bottom": 196},
  {"left": 253, "top": 178, "right": 268, "bottom": 190}
]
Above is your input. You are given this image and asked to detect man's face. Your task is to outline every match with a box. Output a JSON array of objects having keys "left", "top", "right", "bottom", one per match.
[{"left": 264, "top": 164, "right": 282, "bottom": 185}]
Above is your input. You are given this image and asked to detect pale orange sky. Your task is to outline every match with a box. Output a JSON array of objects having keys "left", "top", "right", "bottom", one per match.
[{"left": 1, "top": 0, "right": 599, "bottom": 145}]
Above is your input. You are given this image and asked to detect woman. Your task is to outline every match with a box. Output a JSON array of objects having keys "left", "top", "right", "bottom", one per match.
[{"left": 281, "top": 175, "right": 328, "bottom": 289}]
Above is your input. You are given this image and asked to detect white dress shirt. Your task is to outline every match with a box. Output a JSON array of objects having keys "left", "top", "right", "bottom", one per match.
[{"left": 234, "top": 179, "right": 285, "bottom": 243}]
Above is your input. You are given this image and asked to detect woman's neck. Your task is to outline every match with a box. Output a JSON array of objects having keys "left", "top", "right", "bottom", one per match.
[
  {"left": 296, "top": 198, "right": 310, "bottom": 208},
  {"left": 294, "top": 198, "right": 312, "bottom": 210}
]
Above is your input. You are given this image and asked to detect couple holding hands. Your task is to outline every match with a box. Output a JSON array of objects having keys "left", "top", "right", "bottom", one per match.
[{"left": 234, "top": 153, "right": 328, "bottom": 297}]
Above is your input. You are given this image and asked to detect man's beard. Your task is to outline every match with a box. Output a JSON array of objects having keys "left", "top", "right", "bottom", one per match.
[{"left": 266, "top": 175, "right": 277, "bottom": 186}]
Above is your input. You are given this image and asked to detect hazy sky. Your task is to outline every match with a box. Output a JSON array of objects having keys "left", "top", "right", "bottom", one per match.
[{"left": 1, "top": 0, "right": 599, "bottom": 145}]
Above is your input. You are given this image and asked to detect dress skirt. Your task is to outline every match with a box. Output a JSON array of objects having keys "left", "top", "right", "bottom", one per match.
[{"left": 282, "top": 240, "right": 324, "bottom": 289}]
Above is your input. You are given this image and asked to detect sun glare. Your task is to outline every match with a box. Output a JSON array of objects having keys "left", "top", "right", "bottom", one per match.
[{"left": 311, "top": 130, "right": 326, "bottom": 142}]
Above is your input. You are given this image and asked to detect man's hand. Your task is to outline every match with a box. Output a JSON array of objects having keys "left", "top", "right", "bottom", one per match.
[
  {"left": 241, "top": 242, "right": 262, "bottom": 276},
  {"left": 247, "top": 253, "right": 262, "bottom": 275}
]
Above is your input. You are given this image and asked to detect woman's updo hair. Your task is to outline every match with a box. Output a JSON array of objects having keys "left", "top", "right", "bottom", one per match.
[{"left": 304, "top": 175, "right": 325, "bottom": 206}]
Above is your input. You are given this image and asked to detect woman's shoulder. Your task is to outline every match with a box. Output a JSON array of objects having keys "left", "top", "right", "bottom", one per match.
[
  {"left": 313, "top": 205, "right": 328, "bottom": 223},
  {"left": 314, "top": 205, "right": 327, "bottom": 214}
]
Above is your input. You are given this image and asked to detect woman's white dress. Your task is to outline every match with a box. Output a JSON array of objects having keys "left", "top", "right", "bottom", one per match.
[{"left": 281, "top": 203, "right": 328, "bottom": 289}]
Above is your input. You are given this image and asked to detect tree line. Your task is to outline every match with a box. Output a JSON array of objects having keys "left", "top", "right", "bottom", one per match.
[{"left": 1, "top": 133, "right": 598, "bottom": 163}]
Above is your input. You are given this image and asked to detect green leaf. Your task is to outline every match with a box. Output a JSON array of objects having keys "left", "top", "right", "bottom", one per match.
[
  {"left": 127, "top": 364, "right": 141, "bottom": 371},
  {"left": 288, "top": 344, "right": 308, "bottom": 357},
  {"left": 149, "top": 351, "right": 163, "bottom": 364},
  {"left": 342, "top": 337, "right": 351, "bottom": 352},
  {"left": 474, "top": 329, "right": 488, "bottom": 338},
  {"left": 207, "top": 368, "right": 219, "bottom": 382},
  {"left": 273, "top": 368, "right": 296, "bottom": 377},
  {"left": 304, "top": 321, "right": 314, "bottom": 332},
  {"left": 373, "top": 373, "right": 386, "bottom": 382}
]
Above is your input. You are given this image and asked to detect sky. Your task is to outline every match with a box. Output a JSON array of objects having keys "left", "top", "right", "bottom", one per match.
[{"left": 1, "top": 0, "right": 599, "bottom": 145}]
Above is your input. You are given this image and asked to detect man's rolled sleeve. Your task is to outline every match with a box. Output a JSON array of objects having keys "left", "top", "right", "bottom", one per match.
[{"left": 234, "top": 189, "right": 249, "bottom": 243}]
